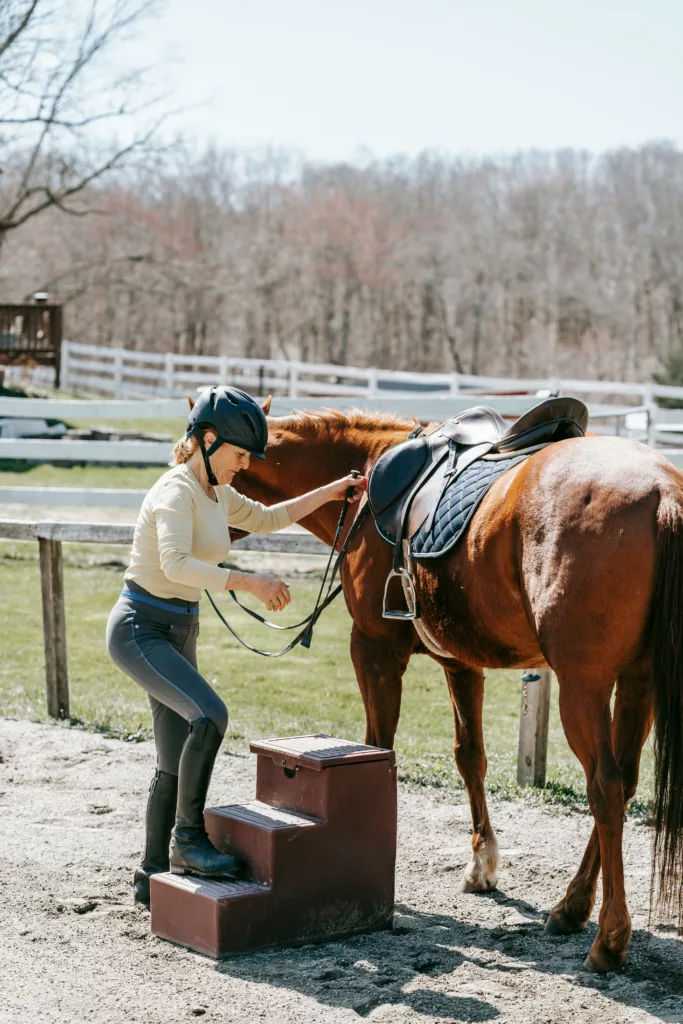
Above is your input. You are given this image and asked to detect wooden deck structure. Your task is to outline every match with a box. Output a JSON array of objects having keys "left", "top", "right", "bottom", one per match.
[{"left": 0, "top": 303, "right": 63, "bottom": 387}]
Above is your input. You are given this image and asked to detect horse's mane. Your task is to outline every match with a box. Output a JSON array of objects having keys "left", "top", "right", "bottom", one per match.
[{"left": 269, "top": 407, "right": 420, "bottom": 441}]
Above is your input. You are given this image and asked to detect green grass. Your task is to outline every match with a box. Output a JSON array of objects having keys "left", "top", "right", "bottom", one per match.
[
  {"left": 0, "top": 539, "right": 655, "bottom": 814},
  {"left": 0, "top": 406, "right": 185, "bottom": 486},
  {"left": 0, "top": 462, "right": 167, "bottom": 488}
]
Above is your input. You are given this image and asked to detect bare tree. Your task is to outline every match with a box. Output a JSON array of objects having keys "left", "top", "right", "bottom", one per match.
[
  {"left": 0, "top": 0, "right": 167, "bottom": 246},
  {"left": 5, "top": 140, "right": 683, "bottom": 380}
]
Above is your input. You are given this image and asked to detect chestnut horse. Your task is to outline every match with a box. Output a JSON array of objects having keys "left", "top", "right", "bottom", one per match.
[{"left": 230, "top": 400, "right": 683, "bottom": 973}]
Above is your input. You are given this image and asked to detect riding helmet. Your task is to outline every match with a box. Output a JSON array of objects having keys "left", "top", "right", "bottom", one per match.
[{"left": 187, "top": 385, "right": 268, "bottom": 460}]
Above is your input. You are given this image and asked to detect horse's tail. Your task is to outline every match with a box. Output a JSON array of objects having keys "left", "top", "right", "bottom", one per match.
[{"left": 651, "top": 493, "right": 683, "bottom": 926}]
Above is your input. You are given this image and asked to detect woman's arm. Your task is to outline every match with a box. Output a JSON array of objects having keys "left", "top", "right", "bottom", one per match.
[
  {"left": 226, "top": 473, "right": 367, "bottom": 533},
  {"left": 283, "top": 473, "right": 367, "bottom": 524}
]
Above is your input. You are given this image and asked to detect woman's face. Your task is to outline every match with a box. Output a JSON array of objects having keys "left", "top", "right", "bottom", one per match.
[{"left": 203, "top": 431, "right": 251, "bottom": 485}]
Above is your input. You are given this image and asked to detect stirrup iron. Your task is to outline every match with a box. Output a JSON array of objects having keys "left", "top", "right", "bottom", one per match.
[{"left": 382, "top": 567, "right": 419, "bottom": 620}]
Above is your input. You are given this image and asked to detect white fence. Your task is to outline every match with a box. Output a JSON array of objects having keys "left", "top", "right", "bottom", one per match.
[
  {"left": 58, "top": 340, "right": 683, "bottom": 407},
  {"left": 0, "top": 394, "right": 669, "bottom": 472},
  {"left": 61, "top": 341, "right": 464, "bottom": 400},
  {"left": 6, "top": 339, "right": 683, "bottom": 412}
]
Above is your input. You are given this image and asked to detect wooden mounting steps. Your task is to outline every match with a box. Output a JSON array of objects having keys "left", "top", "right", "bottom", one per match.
[{"left": 150, "top": 734, "right": 397, "bottom": 957}]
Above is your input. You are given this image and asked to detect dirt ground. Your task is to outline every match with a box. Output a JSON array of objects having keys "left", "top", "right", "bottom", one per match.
[{"left": 1, "top": 718, "right": 682, "bottom": 1024}]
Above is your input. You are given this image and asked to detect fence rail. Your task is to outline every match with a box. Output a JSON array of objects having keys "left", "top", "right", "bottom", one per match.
[
  {"left": 58, "top": 340, "right": 683, "bottom": 406},
  {"left": 1, "top": 518, "right": 551, "bottom": 788}
]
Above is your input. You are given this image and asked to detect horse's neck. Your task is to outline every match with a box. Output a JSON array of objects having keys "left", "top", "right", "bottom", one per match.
[{"left": 243, "top": 438, "right": 366, "bottom": 546}]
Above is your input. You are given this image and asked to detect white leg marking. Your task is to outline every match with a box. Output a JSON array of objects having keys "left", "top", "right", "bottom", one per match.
[{"left": 461, "top": 831, "right": 500, "bottom": 893}]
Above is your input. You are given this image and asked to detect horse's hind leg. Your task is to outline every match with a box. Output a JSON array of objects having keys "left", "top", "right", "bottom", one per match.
[
  {"left": 546, "top": 655, "right": 654, "bottom": 941},
  {"left": 445, "top": 664, "right": 499, "bottom": 893},
  {"left": 553, "top": 663, "right": 654, "bottom": 972}
]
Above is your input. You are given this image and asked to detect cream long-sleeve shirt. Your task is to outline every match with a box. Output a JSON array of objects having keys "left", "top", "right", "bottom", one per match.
[{"left": 124, "top": 463, "right": 291, "bottom": 601}]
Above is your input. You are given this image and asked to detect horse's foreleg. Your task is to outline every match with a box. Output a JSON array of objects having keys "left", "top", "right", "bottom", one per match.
[
  {"left": 547, "top": 655, "right": 653, "bottom": 942},
  {"left": 445, "top": 664, "right": 499, "bottom": 893},
  {"left": 555, "top": 674, "right": 635, "bottom": 972},
  {"left": 349, "top": 624, "right": 412, "bottom": 749}
]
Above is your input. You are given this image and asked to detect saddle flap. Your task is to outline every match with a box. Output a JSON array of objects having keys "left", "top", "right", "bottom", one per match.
[{"left": 368, "top": 436, "right": 429, "bottom": 516}]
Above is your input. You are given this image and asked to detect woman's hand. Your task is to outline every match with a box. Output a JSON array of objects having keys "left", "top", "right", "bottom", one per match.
[
  {"left": 282, "top": 472, "right": 368, "bottom": 524},
  {"left": 242, "top": 572, "right": 291, "bottom": 612},
  {"left": 323, "top": 473, "right": 368, "bottom": 504}
]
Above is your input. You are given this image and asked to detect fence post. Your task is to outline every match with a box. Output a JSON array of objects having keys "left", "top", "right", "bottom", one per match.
[
  {"left": 38, "top": 536, "right": 70, "bottom": 720},
  {"left": 367, "top": 368, "right": 378, "bottom": 399},
  {"left": 289, "top": 365, "right": 298, "bottom": 398},
  {"left": 113, "top": 348, "right": 124, "bottom": 399},
  {"left": 219, "top": 355, "right": 229, "bottom": 386},
  {"left": 60, "top": 340, "right": 70, "bottom": 392},
  {"left": 164, "top": 352, "right": 175, "bottom": 398},
  {"left": 516, "top": 669, "right": 551, "bottom": 787},
  {"left": 449, "top": 372, "right": 460, "bottom": 394},
  {"left": 644, "top": 383, "right": 656, "bottom": 447}
]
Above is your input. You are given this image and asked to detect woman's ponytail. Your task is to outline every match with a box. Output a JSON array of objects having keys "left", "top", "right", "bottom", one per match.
[{"left": 170, "top": 434, "right": 198, "bottom": 466}]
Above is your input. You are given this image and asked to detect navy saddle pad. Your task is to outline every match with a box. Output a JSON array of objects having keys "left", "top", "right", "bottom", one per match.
[{"left": 410, "top": 451, "right": 531, "bottom": 559}]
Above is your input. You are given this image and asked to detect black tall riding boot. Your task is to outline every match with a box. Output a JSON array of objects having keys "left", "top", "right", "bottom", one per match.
[
  {"left": 133, "top": 769, "right": 178, "bottom": 907},
  {"left": 169, "top": 718, "right": 245, "bottom": 879}
]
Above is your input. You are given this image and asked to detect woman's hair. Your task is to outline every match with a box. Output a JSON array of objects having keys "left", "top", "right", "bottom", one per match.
[
  {"left": 170, "top": 432, "right": 198, "bottom": 466},
  {"left": 169, "top": 427, "right": 219, "bottom": 466}
]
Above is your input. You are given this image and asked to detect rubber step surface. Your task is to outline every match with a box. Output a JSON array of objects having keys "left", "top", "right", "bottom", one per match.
[{"left": 205, "top": 800, "right": 321, "bottom": 886}]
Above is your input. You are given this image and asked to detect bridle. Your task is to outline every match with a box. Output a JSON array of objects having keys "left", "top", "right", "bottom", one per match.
[{"left": 205, "top": 472, "right": 369, "bottom": 657}]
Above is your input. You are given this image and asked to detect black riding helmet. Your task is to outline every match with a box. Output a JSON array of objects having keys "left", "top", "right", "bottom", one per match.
[{"left": 186, "top": 385, "right": 268, "bottom": 487}]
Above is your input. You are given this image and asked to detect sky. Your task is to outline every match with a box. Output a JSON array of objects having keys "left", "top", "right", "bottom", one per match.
[{"left": 130, "top": 0, "right": 682, "bottom": 163}]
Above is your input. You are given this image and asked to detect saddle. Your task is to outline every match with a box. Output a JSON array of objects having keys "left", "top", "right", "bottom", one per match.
[{"left": 368, "top": 397, "right": 589, "bottom": 619}]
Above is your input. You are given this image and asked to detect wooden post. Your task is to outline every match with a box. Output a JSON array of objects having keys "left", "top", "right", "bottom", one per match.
[
  {"left": 516, "top": 669, "right": 551, "bottom": 787},
  {"left": 38, "top": 537, "right": 70, "bottom": 719},
  {"left": 644, "top": 383, "right": 656, "bottom": 447},
  {"left": 113, "top": 349, "right": 124, "bottom": 398},
  {"left": 219, "top": 354, "right": 229, "bottom": 386},
  {"left": 52, "top": 306, "right": 63, "bottom": 388},
  {"left": 60, "top": 339, "right": 70, "bottom": 392},
  {"left": 163, "top": 352, "right": 174, "bottom": 398}
]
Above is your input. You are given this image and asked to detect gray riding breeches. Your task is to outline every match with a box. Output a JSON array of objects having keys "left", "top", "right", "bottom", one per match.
[{"left": 105, "top": 579, "right": 228, "bottom": 775}]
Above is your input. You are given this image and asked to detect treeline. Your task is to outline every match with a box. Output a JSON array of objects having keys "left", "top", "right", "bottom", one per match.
[{"left": 2, "top": 142, "right": 683, "bottom": 381}]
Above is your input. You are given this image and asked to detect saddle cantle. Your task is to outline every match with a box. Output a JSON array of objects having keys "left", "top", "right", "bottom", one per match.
[{"left": 368, "top": 397, "right": 589, "bottom": 619}]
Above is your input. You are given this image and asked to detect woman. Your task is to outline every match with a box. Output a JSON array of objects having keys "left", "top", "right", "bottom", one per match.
[{"left": 106, "top": 385, "right": 367, "bottom": 906}]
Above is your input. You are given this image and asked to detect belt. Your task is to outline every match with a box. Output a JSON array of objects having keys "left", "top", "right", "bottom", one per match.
[{"left": 121, "top": 588, "right": 199, "bottom": 616}]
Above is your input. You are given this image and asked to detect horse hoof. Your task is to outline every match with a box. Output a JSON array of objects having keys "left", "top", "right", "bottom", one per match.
[
  {"left": 545, "top": 912, "right": 585, "bottom": 936},
  {"left": 583, "top": 945, "right": 626, "bottom": 974},
  {"left": 461, "top": 876, "right": 496, "bottom": 894}
]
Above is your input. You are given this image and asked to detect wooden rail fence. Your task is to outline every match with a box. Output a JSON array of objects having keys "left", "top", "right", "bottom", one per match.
[
  {"left": 0, "top": 395, "right": 672, "bottom": 467},
  {"left": 1, "top": 518, "right": 552, "bottom": 788}
]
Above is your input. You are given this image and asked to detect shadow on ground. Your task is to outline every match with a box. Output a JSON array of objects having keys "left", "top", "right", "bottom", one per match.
[{"left": 214, "top": 896, "right": 683, "bottom": 1021}]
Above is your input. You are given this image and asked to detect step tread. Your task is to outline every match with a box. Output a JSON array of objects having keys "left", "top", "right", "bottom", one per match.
[
  {"left": 210, "top": 800, "right": 321, "bottom": 830},
  {"left": 155, "top": 873, "right": 269, "bottom": 899},
  {"left": 250, "top": 733, "right": 395, "bottom": 770}
]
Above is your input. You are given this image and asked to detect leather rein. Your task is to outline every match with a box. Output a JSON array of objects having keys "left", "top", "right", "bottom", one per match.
[{"left": 205, "top": 474, "right": 369, "bottom": 657}]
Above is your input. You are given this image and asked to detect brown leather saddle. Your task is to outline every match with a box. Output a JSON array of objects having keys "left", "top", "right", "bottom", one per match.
[{"left": 368, "top": 397, "right": 589, "bottom": 619}]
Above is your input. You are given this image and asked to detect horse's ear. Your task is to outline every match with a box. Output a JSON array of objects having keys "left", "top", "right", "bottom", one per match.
[
  {"left": 261, "top": 395, "right": 272, "bottom": 415},
  {"left": 187, "top": 395, "right": 195, "bottom": 411}
]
